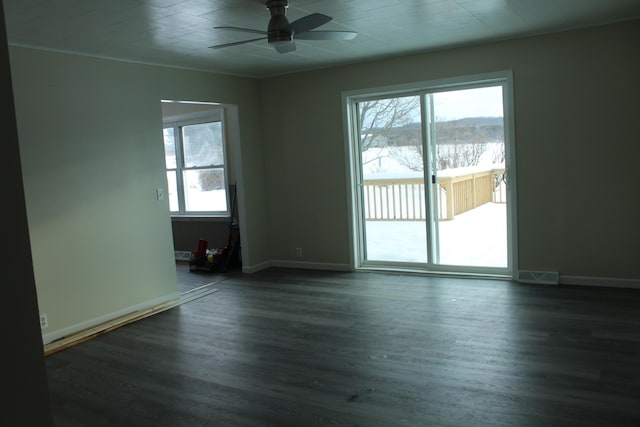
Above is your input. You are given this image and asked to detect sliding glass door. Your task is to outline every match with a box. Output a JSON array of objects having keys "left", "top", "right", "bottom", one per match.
[{"left": 351, "top": 77, "right": 512, "bottom": 274}]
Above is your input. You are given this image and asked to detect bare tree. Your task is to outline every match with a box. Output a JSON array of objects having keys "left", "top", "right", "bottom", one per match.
[
  {"left": 388, "top": 125, "right": 424, "bottom": 171},
  {"left": 358, "top": 96, "right": 420, "bottom": 166},
  {"left": 390, "top": 120, "right": 489, "bottom": 171},
  {"left": 435, "top": 143, "right": 486, "bottom": 170},
  {"left": 491, "top": 143, "right": 505, "bottom": 165},
  {"left": 434, "top": 120, "right": 490, "bottom": 169},
  {"left": 358, "top": 96, "right": 503, "bottom": 172}
]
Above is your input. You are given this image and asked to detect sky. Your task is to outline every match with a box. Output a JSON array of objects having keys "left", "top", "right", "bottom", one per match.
[{"left": 433, "top": 86, "right": 504, "bottom": 121}]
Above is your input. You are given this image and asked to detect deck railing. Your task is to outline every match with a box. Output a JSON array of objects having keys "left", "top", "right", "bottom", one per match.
[{"left": 363, "top": 166, "right": 505, "bottom": 221}]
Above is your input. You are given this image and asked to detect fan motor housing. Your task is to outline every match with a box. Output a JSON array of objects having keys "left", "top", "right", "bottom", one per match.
[
  {"left": 268, "top": 15, "right": 292, "bottom": 43},
  {"left": 267, "top": 0, "right": 292, "bottom": 43}
]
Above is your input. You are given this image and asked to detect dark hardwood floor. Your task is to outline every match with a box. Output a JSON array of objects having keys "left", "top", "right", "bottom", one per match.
[
  {"left": 175, "top": 260, "right": 226, "bottom": 294},
  {"left": 45, "top": 268, "right": 640, "bottom": 426}
]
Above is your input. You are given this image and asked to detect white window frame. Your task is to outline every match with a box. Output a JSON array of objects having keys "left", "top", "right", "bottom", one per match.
[{"left": 163, "top": 108, "right": 230, "bottom": 218}]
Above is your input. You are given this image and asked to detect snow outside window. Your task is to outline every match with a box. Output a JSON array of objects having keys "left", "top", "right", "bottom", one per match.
[{"left": 163, "top": 117, "right": 229, "bottom": 216}]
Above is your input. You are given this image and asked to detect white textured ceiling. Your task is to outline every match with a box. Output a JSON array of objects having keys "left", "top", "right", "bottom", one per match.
[{"left": 4, "top": 0, "right": 640, "bottom": 78}]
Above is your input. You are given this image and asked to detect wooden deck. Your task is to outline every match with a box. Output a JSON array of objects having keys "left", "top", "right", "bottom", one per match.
[{"left": 46, "top": 268, "right": 640, "bottom": 426}]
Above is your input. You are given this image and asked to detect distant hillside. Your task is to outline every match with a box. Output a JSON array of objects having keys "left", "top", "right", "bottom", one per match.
[
  {"left": 435, "top": 116, "right": 504, "bottom": 145},
  {"left": 373, "top": 117, "right": 504, "bottom": 146},
  {"left": 442, "top": 116, "right": 503, "bottom": 126}
]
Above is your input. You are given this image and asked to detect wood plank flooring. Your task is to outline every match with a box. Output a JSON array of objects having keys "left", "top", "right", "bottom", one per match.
[
  {"left": 45, "top": 268, "right": 640, "bottom": 426},
  {"left": 175, "top": 260, "right": 226, "bottom": 294}
]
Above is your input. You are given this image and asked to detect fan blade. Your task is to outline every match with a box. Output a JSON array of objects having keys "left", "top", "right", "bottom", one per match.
[
  {"left": 290, "top": 13, "right": 332, "bottom": 34},
  {"left": 214, "top": 26, "right": 267, "bottom": 36},
  {"left": 209, "top": 37, "right": 267, "bottom": 49},
  {"left": 295, "top": 31, "right": 358, "bottom": 41},
  {"left": 273, "top": 41, "right": 296, "bottom": 53}
]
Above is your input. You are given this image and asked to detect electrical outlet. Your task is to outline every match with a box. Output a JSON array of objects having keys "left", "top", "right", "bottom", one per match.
[
  {"left": 40, "top": 314, "right": 48, "bottom": 329},
  {"left": 296, "top": 247, "right": 302, "bottom": 258}
]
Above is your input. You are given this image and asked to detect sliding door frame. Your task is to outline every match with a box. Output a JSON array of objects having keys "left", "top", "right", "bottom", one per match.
[{"left": 342, "top": 71, "right": 518, "bottom": 280}]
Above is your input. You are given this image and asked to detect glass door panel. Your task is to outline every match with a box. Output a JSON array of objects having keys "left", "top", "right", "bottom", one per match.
[
  {"left": 431, "top": 86, "right": 508, "bottom": 267},
  {"left": 357, "top": 95, "right": 427, "bottom": 263}
]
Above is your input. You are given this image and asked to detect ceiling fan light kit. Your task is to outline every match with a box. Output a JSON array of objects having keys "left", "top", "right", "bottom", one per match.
[{"left": 210, "top": 0, "right": 357, "bottom": 53}]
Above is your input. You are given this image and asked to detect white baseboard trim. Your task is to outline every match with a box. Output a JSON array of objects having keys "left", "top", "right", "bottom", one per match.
[
  {"left": 242, "top": 260, "right": 352, "bottom": 273},
  {"left": 559, "top": 275, "right": 640, "bottom": 289},
  {"left": 42, "top": 291, "right": 179, "bottom": 347},
  {"left": 244, "top": 261, "right": 640, "bottom": 290},
  {"left": 43, "top": 287, "right": 220, "bottom": 354},
  {"left": 270, "top": 260, "right": 352, "bottom": 271},
  {"left": 242, "top": 260, "right": 273, "bottom": 274},
  {"left": 518, "top": 270, "right": 559, "bottom": 285}
]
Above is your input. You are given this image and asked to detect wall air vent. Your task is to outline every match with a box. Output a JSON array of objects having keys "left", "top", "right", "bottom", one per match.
[{"left": 518, "top": 270, "right": 559, "bottom": 285}]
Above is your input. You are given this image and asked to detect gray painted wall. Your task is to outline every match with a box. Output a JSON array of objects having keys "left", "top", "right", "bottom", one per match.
[
  {"left": 259, "top": 20, "right": 640, "bottom": 280},
  {"left": 9, "top": 47, "right": 269, "bottom": 342}
]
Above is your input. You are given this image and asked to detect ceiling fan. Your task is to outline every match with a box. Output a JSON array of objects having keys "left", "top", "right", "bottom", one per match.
[{"left": 209, "top": 0, "right": 357, "bottom": 53}]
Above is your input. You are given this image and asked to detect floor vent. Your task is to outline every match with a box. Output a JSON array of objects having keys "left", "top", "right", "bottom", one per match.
[
  {"left": 518, "top": 270, "right": 559, "bottom": 285},
  {"left": 175, "top": 251, "right": 191, "bottom": 261}
]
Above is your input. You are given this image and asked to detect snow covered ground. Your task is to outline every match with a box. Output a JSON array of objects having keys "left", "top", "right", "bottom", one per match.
[{"left": 365, "top": 201, "right": 507, "bottom": 267}]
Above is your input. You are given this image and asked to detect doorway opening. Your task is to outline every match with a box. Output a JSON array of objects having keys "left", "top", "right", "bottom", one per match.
[{"left": 160, "top": 100, "right": 244, "bottom": 294}]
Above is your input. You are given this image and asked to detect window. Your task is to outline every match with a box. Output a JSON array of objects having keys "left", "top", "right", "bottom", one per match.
[{"left": 163, "top": 110, "right": 229, "bottom": 216}]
